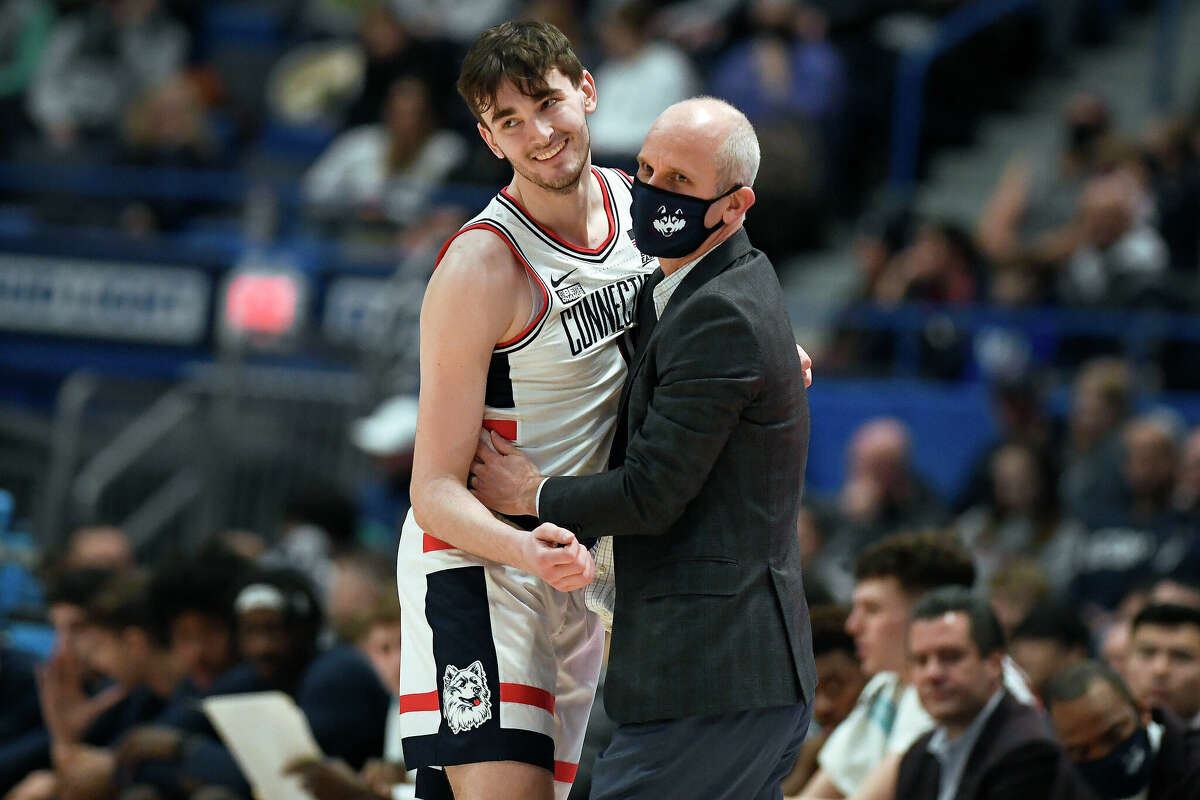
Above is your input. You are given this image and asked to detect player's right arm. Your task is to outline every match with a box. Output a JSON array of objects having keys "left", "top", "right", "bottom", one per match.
[{"left": 408, "top": 230, "right": 593, "bottom": 590}]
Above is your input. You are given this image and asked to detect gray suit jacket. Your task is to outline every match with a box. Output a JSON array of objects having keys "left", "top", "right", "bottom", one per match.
[{"left": 539, "top": 229, "right": 816, "bottom": 724}]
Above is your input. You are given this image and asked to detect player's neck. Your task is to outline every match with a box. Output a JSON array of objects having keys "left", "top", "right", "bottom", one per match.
[{"left": 507, "top": 164, "right": 604, "bottom": 249}]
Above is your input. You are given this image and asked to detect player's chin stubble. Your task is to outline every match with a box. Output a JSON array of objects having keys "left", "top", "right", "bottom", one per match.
[{"left": 512, "top": 130, "right": 590, "bottom": 194}]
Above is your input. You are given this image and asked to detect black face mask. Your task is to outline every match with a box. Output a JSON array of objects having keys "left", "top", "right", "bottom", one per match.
[
  {"left": 630, "top": 178, "right": 741, "bottom": 259},
  {"left": 1075, "top": 727, "right": 1154, "bottom": 799}
]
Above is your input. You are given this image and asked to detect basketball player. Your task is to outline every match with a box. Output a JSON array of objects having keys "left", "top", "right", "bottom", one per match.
[{"left": 395, "top": 21, "right": 652, "bottom": 800}]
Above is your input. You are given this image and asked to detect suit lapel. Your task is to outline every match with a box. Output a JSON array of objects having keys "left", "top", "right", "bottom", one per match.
[
  {"left": 624, "top": 229, "right": 753, "bottom": 384},
  {"left": 610, "top": 267, "right": 662, "bottom": 465},
  {"left": 609, "top": 231, "right": 754, "bottom": 466}
]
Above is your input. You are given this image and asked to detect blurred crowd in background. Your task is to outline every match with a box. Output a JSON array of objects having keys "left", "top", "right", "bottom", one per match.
[
  {"left": 0, "top": 0, "right": 1090, "bottom": 254},
  {"left": 2, "top": 0, "right": 1200, "bottom": 797}
]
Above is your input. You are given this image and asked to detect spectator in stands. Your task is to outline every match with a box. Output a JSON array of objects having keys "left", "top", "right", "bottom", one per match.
[
  {"left": 262, "top": 482, "right": 360, "bottom": 606},
  {"left": 1139, "top": 117, "right": 1200, "bottom": 274},
  {"left": 587, "top": 0, "right": 698, "bottom": 169},
  {"left": 1009, "top": 601, "right": 1092, "bottom": 699},
  {"left": 28, "top": 0, "right": 188, "bottom": 151},
  {"left": 874, "top": 220, "right": 982, "bottom": 307},
  {"left": 709, "top": 0, "right": 841, "bottom": 256},
  {"left": 1071, "top": 413, "right": 1200, "bottom": 615},
  {"left": 1127, "top": 604, "right": 1200, "bottom": 729},
  {"left": 0, "top": 0, "right": 52, "bottom": 155},
  {"left": 977, "top": 91, "right": 1115, "bottom": 268},
  {"left": 0, "top": 644, "right": 46, "bottom": 796},
  {"left": 341, "top": 1, "right": 457, "bottom": 131},
  {"left": 801, "top": 532, "right": 1036, "bottom": 799},
  {"left": 287, "top": 595, "right": 413, "bottom": 800},
  {"left": 1059, "top": 171, "right": 1169, "bottom": 308},
  {"left": 116, "top": 71, "right": 222, "bottom": 235},
  {"left": 1151, "top": 576, "right": 1200, "bottom": 610},
  {"left": 825, "top": 203, "right": 914, "bottom": 375},
  {"left": 1046, "top": 660, "right": 1200, "bottom": 800},
  {"left": 1173, "top": 426, "right": 1200, "bottom": 518},
  {"left": 1061, "top": 357, "right": 1132, "bottom": 525},
  {"left": 117, "top": 567, "right": 389, "bottom": 797},
  {"left": 782, "top": 606, "right": 866, "bottom": 795},
  {"left": 325, "top": 554, "right": 390, "bottom": 644},
  {"left": 305, "top": 74, "right": 467, "bottom": 228},
  {"left": 113, "top": 567, "right": 324, "bottom": 796},
  {"left": 62, "top": 525, "right": 134, "bottom": 571},
  {"left": 1101, "top": 583, "right": 1154, "bottom": 686},
  {"left": 866, "top": 220, "right": 982, "bottom": 377},
  {"left": 896, "top": 587, "right": 1083, "bottom": 800},
  {"left": 147, "top": 556, "right": 241, "bottom": 692},
  {"left": 954, "top": 442, "right": 1084, "bottom": 588},
  {"left": 954, "top": 373, "right": 1064, "bottom": 514},
  {"left": 709, "top": 0, "right": 845, "bottom": 125},
  {"left": 390, "top": 0, "right": 516, "bottom": 44},
  {"left": 32, "top": 571, "right": 187, "bottom": 800},
  {"left": 44, "top": 567, "right": 115, "bottom": 665},
  {"left": 986, "top": 559, "right": 1051, "bottom": 638},
  {"left": 812, "top": 418, "right": 946, "bottom": 598},
  {"left": 351, "top": 394, "right": 417, "bottom": 556}
]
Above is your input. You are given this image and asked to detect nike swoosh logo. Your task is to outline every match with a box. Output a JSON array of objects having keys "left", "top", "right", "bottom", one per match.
[{"left": 550, "top": 268, "right": 578, "bottom": 288}]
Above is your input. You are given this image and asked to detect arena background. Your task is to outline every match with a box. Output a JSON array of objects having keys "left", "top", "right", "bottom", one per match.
[{"left": 1, "top": 0, "right": 1200, "bottom": 797}]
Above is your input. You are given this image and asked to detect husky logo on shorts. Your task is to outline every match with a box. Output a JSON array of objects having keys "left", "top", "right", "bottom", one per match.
[
  {"left": 442, "top": 661, "right": 492, "bottom": 733},
  {"left": 653, "top": 205, "right": 685, "bottom": 237}
]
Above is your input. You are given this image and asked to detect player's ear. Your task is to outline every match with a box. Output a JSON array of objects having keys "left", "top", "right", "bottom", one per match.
[
  {"left": 477, "top": 122, "right": 505, "bottom": 160},
  {"left": 579, "top": 70, "right": 597, "bottom": 114}
]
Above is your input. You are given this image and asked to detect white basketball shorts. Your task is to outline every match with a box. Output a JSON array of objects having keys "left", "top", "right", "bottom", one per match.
[{"left": 395, "top": 508, "right": 605, "bottom": 800}]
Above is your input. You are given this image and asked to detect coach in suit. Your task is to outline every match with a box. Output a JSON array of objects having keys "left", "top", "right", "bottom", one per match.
[{"left": 470, "top": 97, "right": 815, "bottom": 799}]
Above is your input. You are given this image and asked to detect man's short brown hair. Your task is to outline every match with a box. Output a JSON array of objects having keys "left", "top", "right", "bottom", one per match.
[
  {"left": 457, "top": 21, "right": 584, "bottom": 125},
  {"left": 854, "top": 530, "right": 976, "bottom": 599}
]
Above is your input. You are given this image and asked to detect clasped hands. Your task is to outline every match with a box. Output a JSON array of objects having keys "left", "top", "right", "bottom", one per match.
[{"left": 469, "top": 429, "right": 594, "bottom": 592}]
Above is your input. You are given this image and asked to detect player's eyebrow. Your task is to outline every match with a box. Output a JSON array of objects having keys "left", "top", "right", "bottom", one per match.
[{"left": 489, "top": 88, "right": 560, "bottom": 125}]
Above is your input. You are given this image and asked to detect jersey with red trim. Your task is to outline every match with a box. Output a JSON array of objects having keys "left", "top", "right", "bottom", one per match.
[{"left": 437, "top": 166, "right": 655, "bottom": 478}]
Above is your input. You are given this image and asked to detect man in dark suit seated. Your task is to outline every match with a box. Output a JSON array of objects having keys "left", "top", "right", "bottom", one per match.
[
  {"left": 471, "top": 96, "right": 814, "bottom": 800},
  {"left": 1046, "top": 660, "right": 1200, "bottom": 800},
  {"left": 895, "top": 587, "right": 1082, "bottom": 800}
]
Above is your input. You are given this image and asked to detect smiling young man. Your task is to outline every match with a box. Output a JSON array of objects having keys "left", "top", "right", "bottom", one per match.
[{"left": 396, "top": 21, "right": 657, "bottom": 800}]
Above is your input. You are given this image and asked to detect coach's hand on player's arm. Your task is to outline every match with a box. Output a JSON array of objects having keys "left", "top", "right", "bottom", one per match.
[{"left": 469, "top": 429, "right": 542, "bottom": 517}]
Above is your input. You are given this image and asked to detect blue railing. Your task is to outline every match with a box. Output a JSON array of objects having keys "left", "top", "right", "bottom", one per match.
[{"left": 834, "top": 301, "right": 1200, "bottom": 378}]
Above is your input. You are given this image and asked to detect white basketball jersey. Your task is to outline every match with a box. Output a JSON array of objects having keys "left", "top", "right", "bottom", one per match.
[{"left": 436, "top": 167, "right": 656, "bottom": 478}]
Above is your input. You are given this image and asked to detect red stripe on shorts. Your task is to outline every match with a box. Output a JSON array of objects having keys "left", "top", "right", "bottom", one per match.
[
  {"left": 483, "top": 419, "right": 517, "bottom": 441},
  {"left": 554, "top": 761, "right": 578, "bottom": 783},
  {"left": 423, "top": 534, "right": 454, "bottom": 552},
  {"left": 499, "top": 683, "right": 555, "bottom": 714},
  {"left": 398, "top": 691, "right": 439, "bottom": 714}
]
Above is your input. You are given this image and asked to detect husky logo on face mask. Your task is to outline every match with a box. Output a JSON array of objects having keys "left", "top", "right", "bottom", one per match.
[
  {"left": 631, "top": 178, "right": 741, "bottom": 259},
  {"left": 653, "top": 205, "right": 686, "bottom": 237}
]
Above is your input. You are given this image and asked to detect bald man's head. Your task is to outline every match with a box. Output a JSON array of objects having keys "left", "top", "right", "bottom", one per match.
[{"left": 653, "top": 97, "right": 760, "bottom": 190}]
